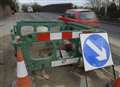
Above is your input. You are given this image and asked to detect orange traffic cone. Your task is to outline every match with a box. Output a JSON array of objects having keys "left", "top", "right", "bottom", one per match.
[
  {"left": 114, "top": 77, "right": 120, "bottom": 87},
  {"left": 16, "top": 48, "right": 31, "bottom": 87}
]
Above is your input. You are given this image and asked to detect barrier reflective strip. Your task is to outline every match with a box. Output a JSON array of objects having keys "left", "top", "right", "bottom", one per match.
[
  {"left": 72, "top": 32, "right": 80, "bottom": 38},
  {"left": 37, "top": 32, "right": 50, "bottom": 41},
  {"left": 50, "top": 33, "right": 62, "bottom": 40},
  {"left": 17, "top": 61, "right": 28, "bottom": 78},
  {"left": 62, "top": 32, "right": 72, "bottom": 39},
  {"left": 36, "top": 32, "right": 81, "bottom": 41}
]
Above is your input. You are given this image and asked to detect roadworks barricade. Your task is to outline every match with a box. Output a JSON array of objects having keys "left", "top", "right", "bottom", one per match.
[{"left": 11, "top": 21, "right": 106, "bottom": 87}]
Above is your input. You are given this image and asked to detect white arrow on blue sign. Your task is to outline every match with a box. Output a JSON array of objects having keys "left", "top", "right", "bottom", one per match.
[
  {"left": 86, "top": 39, "right": 107, "bottom": 61},
  {"left": 80, "top": 33, "right": 113, "bottom": 71}
]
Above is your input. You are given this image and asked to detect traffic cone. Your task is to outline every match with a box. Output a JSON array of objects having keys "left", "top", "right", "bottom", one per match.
[
  {"left": 16, "top": 48, "right": 31, "bottom": 87},
  {"left": 114, "top": 77, "right": 120, "bottom": 87}
]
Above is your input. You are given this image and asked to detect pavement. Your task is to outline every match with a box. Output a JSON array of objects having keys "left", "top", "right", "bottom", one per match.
[{"left": 0, "top": 12, "right": 120, "bottom": 87}]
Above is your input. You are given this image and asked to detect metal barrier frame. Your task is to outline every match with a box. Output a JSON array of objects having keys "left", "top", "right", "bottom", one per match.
[{"left": 11, "top": 20, "right": 105, "bottom": 71}]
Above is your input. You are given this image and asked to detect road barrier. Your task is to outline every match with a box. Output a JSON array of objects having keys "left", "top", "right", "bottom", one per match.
[
  {"left": 11, "top": 20, "right": 112, "bottom": 87},
  {"left": 11, "top": 21, "right": 103, "bottom": 71}
]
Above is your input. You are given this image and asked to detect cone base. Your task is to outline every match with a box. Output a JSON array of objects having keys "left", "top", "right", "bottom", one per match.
[
  {"left": 16, "top": 76, "right": 31, "bottom": 87},
  {"left": 114, "top": 77, "right": 120, "bottom": 87}
]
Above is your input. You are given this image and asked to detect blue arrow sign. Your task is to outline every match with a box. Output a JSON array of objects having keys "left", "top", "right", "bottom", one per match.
[{"left": 80, "top": 33, "right": 113, "bottom": 71}]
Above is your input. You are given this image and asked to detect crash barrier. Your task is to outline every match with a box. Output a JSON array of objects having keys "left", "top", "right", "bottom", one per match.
[{"left": 11, "top": 21, "right": 118, "bottom": 87}]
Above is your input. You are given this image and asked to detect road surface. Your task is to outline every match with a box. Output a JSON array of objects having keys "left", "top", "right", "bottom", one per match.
[{"left": 0, "top": 12, "right": 120, "bottom": 87}]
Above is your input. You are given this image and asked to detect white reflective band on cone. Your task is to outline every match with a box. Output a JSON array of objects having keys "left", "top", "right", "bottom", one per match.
[{"left": 17, "top": 61, "right": 28, "bottom": 78}]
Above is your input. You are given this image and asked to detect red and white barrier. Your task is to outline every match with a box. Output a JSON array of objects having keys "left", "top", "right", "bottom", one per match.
[{"left": 36, "top": 31, "right": 81, "bottom": 41}]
